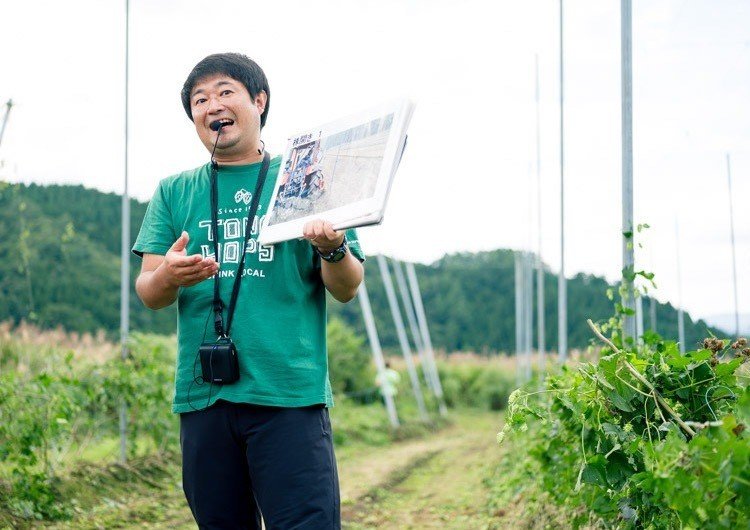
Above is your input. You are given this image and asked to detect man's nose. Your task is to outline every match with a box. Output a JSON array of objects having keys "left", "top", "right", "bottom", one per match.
[{"left": 207, "top": 96, "right": 225, "bottom": 114}]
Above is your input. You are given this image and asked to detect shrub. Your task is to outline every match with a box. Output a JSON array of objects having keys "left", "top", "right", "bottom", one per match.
[
  {"left": 500, "top": 322, "right": 750, "bottom": 528},
  {"left": 327, "top": 317, "right": 375, "bottom": 399},
  {"left": 438, "top": 361, "right": 515, "bottom": 411}
]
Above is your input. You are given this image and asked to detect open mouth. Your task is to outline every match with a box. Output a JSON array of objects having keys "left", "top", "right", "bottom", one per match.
[{"left": 209, "top": 118, "right": 235, "bottom": 131}]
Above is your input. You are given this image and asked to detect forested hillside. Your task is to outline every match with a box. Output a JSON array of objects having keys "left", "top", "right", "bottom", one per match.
[
  {"left": 330, "top": 250, "right": 714, "bottom": 353},
  {"left": 0, "top": 181, "right": 718, "bottom": 352},
  {"left": 0, "top": 182, "right": 176, "bottom": 334}
]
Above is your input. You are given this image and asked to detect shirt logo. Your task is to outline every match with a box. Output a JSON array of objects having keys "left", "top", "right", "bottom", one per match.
[{"left": 234, "top": 189, "right": 252, "bottom": 205}]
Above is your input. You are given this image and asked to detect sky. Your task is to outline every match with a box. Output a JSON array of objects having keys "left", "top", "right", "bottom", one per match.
[{"left": 1, "top": 0, "right": 748, "bottom": 326}]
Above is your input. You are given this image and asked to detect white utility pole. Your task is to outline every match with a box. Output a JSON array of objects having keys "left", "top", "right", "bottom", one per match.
[
  {"left": 515, "top": 252, "right": 523, "bottom": 384},
  {"left": 649, "top": 297, "right": 657, "bottom": 333},
  {"left": 0, "top": 100, "right": 14, "bottom": 149},
  {"left": 405, "top": 263, "right": 447, "bottom": 416},
  {"left": 391, "top": 260, "right": 433, "bottom": 394},
  {"left": 535, "top": 54, "right": 546, "bottom": 373},
  {"left": 558, "top": 0, "right": 568, "bottom": 363},
  {"left": 524, "top": 252, "right": 534, "bottom": 381},
  {"left": 358, "top": 283, "right": 400, "bottom": 428},
  {"left": 621, "top": 0, "right": 636, "bottom": 341},
  {"left": 726, "top": 153, "right": 740, "bottom": 337},
  {"left": 376, "top": 256, "right": 429, "bottom": 421},
  {"left": 676, "top": 221, "right": 686, "bottom": 354},
  {"left": 119, "top": 0, "right": 130, "bottom": 464},
  {"left": 636, "top": 296, "right": 644, "bottom": 341}
]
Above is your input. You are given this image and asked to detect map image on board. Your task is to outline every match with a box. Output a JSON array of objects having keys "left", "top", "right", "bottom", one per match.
[{"left": 267, "top": 113, "right": 394, "bottom": 226}]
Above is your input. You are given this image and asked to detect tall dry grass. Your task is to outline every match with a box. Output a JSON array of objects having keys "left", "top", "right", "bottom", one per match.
[
  {"left": 0, "top": 321, "right": 120, "bottom": 372},
  {"left": 385, "top": 348, "right": 591, "bottom": 377}
]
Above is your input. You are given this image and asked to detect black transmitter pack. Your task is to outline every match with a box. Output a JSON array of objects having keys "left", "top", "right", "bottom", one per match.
[
  {"left": 198, "top": 151, "right": 270, "bottom": 389},
  {"left": 199, "top": 338, "right": 240, "bottom": 385}
]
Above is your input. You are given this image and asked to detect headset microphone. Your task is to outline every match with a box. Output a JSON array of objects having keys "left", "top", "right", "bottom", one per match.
[{"left": 210, "top": 123, "right": 224, "bottom": 164}]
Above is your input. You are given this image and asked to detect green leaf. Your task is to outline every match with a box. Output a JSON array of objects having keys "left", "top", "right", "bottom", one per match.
[
  {"left": 595, "top": 375, "right": 615, "bottom": 391},
  {"left": 690, "top": 349, "right": 712, "bottom": 362},
  {"left": 665, "top": 347, "right": 690, "bottom": 370},
  {"left": 714, "top": 357, "right": 742, "bottom": 378},
  {"left": 605, "top": 452, "right": 633, "bottom": 488},
  {"left": 610, "top": 392, "right": 635, "bottom": 412},
  {"left": 602, "top": 422, "right": 622, "bottom": 438},
  {"left": 690, "top": 362, "right": 713, "bottom": 381},
  {"left": 581, "top": 455, "right": 608, "bottom": 487}
]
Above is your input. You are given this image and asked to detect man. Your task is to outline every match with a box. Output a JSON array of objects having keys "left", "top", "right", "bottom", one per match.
[
  {"left": 375, "top": 361, "right": 401, "bottom": 404},
  {"left": 132, "top": 52, "right": 364, "bottom": 529}
]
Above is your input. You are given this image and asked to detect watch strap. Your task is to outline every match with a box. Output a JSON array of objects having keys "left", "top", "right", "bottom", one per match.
[{"left": 316, "top": 236, "right": 348, "bottom": 263}]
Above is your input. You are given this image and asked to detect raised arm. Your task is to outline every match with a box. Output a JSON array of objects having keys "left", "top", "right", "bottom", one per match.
[{"left": 135, "top": 231, "right": 219, "bottom": 309}]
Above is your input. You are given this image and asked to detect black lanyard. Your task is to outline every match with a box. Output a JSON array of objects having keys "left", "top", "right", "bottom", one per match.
[{"left": 210, "top": 152, "right": 270, "bottom": 339}]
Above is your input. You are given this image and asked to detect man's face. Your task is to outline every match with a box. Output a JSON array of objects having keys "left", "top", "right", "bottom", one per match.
[{"left": 190, "top": 74, "right": 266, "bottom": 159}]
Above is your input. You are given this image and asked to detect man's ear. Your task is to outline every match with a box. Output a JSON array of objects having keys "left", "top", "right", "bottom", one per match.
[{"left": 255, "top": 91, "right": 267, "bottom": 115}]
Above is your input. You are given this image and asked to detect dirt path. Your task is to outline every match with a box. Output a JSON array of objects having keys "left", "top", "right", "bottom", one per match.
[
  {"left": 340, "top": 410, "right": 505, "bottom": 529},
  {"left": 43, "top": 409, "right": 506, "bottom": 529}
]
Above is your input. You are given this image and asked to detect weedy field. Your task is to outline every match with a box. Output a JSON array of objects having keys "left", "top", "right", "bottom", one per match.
[
  {"left": 2, "top": 316, "right": 748, "bottom": 529},
  {"left": 0, "top": 323, "right": 522, "bottom": 529}
]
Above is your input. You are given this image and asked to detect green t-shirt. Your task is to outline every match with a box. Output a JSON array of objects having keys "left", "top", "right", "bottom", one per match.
[
  {"left": 132, "top": 156, "right": 364, "bottom": 413},
  {"left": 377, "top": 368, "right": 401, "bottom": 397}
]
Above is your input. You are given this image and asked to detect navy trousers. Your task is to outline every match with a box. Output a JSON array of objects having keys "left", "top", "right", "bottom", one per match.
[{"left": 180, "top": 400, "right": 341, "bottom": 529}]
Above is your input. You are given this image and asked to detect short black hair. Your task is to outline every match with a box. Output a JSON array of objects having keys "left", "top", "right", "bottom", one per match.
[{"left": 181, "top": 53, "right": 270, "bottom": 128}]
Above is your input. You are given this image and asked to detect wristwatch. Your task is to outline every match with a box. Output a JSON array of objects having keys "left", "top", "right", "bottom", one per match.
[{"left": 316, "top": 236, "right": 348, "bottom": 263}]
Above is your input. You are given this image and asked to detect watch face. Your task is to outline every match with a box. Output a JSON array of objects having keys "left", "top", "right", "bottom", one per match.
[
  {"left": 330, "top": 248, "right": 346, "bottom": 262},
  {"left": 320, "top": 243, "right": 347, "bottom": 262}
]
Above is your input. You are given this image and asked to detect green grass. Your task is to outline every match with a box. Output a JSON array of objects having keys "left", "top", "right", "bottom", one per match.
[{"left": 0, "top": 399, "right": 457, "bottom": 528}]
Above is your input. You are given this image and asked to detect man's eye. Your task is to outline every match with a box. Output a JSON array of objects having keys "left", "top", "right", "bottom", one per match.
[
  {"left": 194, "top": 98, "right": 206, "bottom": 105},
  {"left": 221, "top": 90, "right": 232, "bottom": 96}
]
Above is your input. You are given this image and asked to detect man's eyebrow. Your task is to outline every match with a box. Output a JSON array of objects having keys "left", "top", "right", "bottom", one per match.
[{"left": 191, "top": 80, "right": 235, "bottom": 98}]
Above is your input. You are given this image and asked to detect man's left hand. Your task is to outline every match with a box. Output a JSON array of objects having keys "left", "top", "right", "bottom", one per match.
[{"left": 303, "top": 220, "right": 344, "bottom": 253}]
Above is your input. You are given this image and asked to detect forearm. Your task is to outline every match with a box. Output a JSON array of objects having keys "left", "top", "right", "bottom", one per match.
[
  {"left": 321, "top": 253, "right": 364, "bottom": 303},
  {"left": 135, "top": 265, "right": 179, "bottom": 310}
]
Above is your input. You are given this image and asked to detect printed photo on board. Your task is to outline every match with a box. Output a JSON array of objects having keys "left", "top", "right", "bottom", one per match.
[{"left": 267, "top": 113, "right": 393, "bottom": 225}]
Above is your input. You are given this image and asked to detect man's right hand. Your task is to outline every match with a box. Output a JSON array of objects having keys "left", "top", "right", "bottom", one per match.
[{"left": 159, "top": 231, "right": 219, "bottom": 288}]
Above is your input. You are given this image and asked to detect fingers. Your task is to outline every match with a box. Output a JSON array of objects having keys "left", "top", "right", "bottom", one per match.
[
  {"left": 179, "top": 261, "right": 219, "bottom": 287},
  {"left": 181, "top": 264, "right": 218, "bottom": 286},
  {"left": 164, "top": 256, "right": 219, "bottom": 287},
  {"left": 323, "top": 222, "right": 339, "bottom": 241},
  {"left": 166, "top": 230, "right": 202, "bottom": 267},
  {"left": 302, "top": 220, "right": 317, "bottom": 241},
  {"left": 184, "top": 258, "right": 218, "bottom": 277},
  {"left": 161, "top": 231, "right": 220, "bottom": 287},
  {"left": 169, "top": 253, "right": 204, "bottom": 268},
  {"left": 169, "top": 231, "right": 190, "bottom": 252},
  {"left": 303, "top": 219, "right": 343, "bottom": 249}
]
